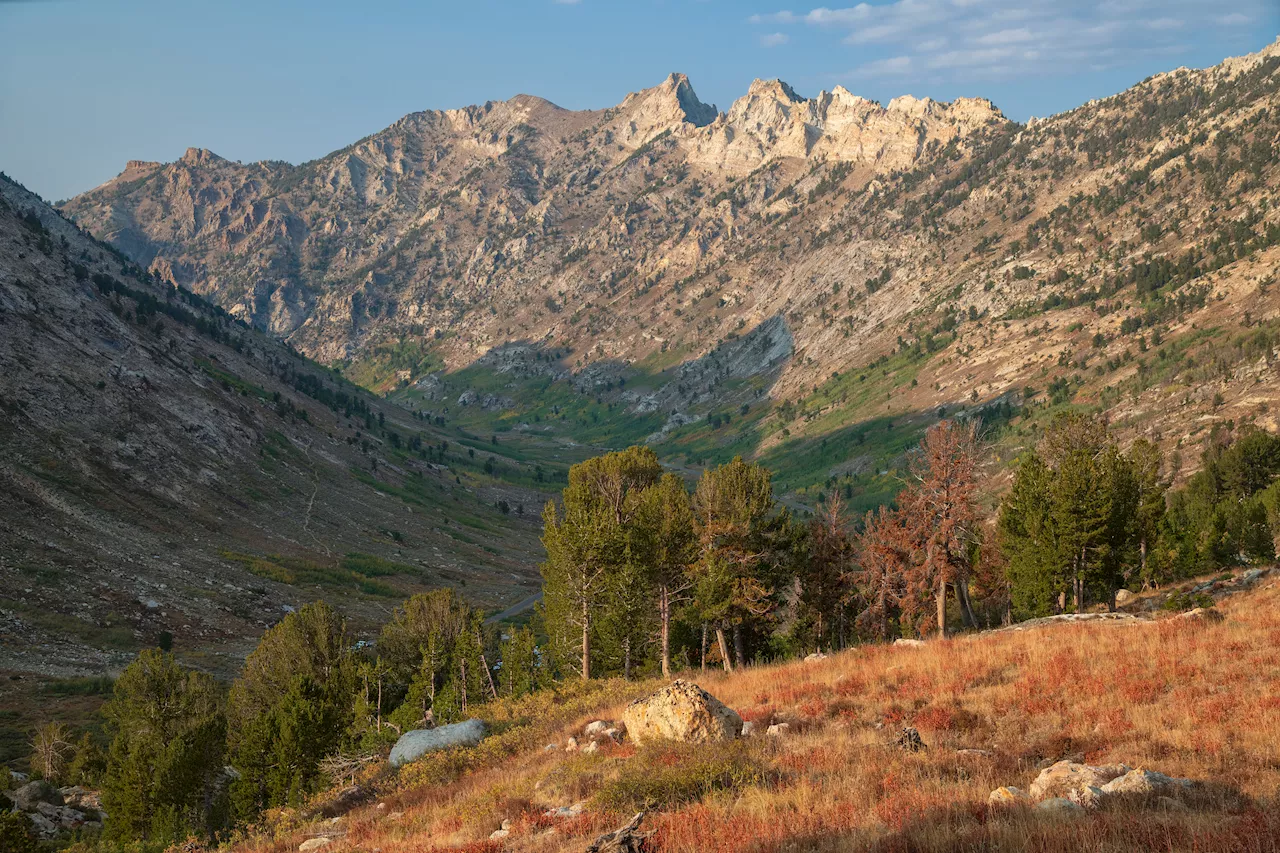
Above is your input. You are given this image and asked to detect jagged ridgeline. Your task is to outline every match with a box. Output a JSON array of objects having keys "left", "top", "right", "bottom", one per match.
[{"left": 57, "top": 39, "right": 1280, "bottom": 517}]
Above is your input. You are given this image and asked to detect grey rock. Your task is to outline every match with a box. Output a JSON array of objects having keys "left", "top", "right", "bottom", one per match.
[
  {"left": 389, "top": 719, "right": 487, "bottom": 768},
  {"left": 12, "top": 780, "right": 63, "bottom": 811}
]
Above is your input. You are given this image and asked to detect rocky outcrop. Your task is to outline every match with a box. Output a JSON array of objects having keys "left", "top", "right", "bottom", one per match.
[
  {"left": 389, "top": 719, "right": 487, "bottom": 767},
  {"left": 1028, "top": 761, "right": 1132, "bottom": 801},
  {"left": 622, "top": 680, "right": 742, "bottom": 745}
]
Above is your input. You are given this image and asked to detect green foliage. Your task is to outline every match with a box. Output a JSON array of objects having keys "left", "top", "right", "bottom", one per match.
[
  {"left": 227, "top": 602, "right": 355, "bottom": 821},
  {"left": 594, "top": 740, "right": 774, "bottom": 811},
  {"left": 100, "top": 649, "right": 228, "bottom": 844},
  {"left": 0, "top": 810, "right": 38, "bottom": 853}
]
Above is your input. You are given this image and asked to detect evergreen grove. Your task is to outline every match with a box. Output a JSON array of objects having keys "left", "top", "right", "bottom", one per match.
[{"left": 13, "top": 415, "right": 1280, "bottom": 849}]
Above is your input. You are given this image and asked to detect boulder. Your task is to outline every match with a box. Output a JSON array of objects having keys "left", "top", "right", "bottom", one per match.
[
  {"left": 893, "top": 638, "right": 925, "bottom": 648},
  {"left": 1173, "top": 607, "right": 1223, "bottom": 625},
  {"left": 298, "top": 839, "right": 332, "bottom": 852},
  {"left": 389, "top": 719, "right": 486, "bottom": 768},
  {"left": 1115, "top": 588, "right": 1135, "bottom": 605},
  {"left": 583, "top": 720, "right": 610, "bottom": 738},
  {"left": 1029, "top": 761, "right": 1131, "bottom": 800},
  {"left": 740, "top": 720, "right": 757, "bottom": 737},
  {"left": 804, "top": 652, "right": 828, "bottom": 662},
  {"left": 621, "top": 680, "right": 742, "bottom": 745},
  {"left": 1099, "top": 768, "right": 1195, "bottom": 798},
  {"left": 766, "top": 722, "right": 791, "bottom": 737},
  {"left": 896, "top": 726, "right": 925, "bottom": 752},
  {"left": 988, "top": 786, "right": 1030, "bottom": 806},
  {"left": 58, "top": 786, "right": 101, "bottom": 811},
  {"left": 12, "top": 780, "right": 63, "bottom": 811},
  {"left": 1035, "top": 797, "right": 1084, "bottom": 815}
]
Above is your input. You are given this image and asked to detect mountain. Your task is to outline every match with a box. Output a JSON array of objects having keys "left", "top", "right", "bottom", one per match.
[
  {"left": 59, "top": 40, "right": 1280, "bottom": 507},
  {"left": 0, "top": 176, "right": 549, "bottom": 685}
]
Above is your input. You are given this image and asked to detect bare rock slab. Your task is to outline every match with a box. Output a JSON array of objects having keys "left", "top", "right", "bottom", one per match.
[
  {"left": 622, "top": 680, "right": 742, "bottom": 745},
  {"left": 389, "top": 719, "right": 486, "bottom": 768}
]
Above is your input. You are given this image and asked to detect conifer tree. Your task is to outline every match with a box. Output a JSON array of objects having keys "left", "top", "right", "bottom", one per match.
[{"left": 100, "top": 650, "right": 227, "bottom": 844}]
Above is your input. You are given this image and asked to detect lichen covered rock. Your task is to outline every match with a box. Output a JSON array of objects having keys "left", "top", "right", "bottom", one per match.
[{"left": 621, "top": 680, "right": 742, "bottom": 745}]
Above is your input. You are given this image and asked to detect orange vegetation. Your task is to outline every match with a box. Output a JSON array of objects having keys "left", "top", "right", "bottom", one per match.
[{"left": 241, "top": 579, "right": 1280, "bottom": 853}]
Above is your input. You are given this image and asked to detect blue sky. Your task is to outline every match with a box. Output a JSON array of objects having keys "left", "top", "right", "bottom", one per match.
[{"left": 1, "top": 0, "right": 1275, "bottom": 202}]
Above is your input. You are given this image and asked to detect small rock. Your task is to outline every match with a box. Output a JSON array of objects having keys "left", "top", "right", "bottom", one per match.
[
  {"left": 1115, "top": 588, "right": 1135, "bottom": 605},
  {"left": 988, "top": 786, "right": 1030, "bottom": 805},
  {"left": 1036, "top": 797, "right": 1084, "bottom": 815},
  {"left": 565, "top": 736, "right": 579, "bottom": 752},
  {"left": 894, "top": 638, "right": 926, "bottom": 648},
  {"left": 1173, "top": 607, "right": 1223, "bottom": 625},
  {"left": 545, "top": 802, "right": 585, "bottom": 819},
  {"left": 544, "top": 743, "right": 559, "bottom": 752},
  {"left": 583, "top": 720, "right": 610, "bottom": 738},
  {"left": 1156, "top": 796, "right": 1189, "bottom": 811},
  {"left": 766, "top": 722, "right": 791, "bottom": 737},
  {"left": 582, "top": 740, "right": 600, "bottom": 754},
  {"left": 1069, "top": 785, "right": 1105, "bottom": 809},
  {"left": 741, "top": 720, "right": 757, "bottom": 737},
  {"left": 501, "top": 819, "right": 511, "bottom": 830},
  {"left": 298, "top": 839, "right": 332, "bottom": 852},
  {"left": 490, "top": 828, "right": 510, "bottom": 840},
  {"left": 956, "top": 748, "right": 994, "bottom": 758},
  {"left": 804, "top": 652, "right": 828, "bottom": 662}
]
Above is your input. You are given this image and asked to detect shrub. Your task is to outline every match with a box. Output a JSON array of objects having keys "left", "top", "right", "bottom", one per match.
[{"left": 594, "top": 740, "right": 776, "bottom": 812}]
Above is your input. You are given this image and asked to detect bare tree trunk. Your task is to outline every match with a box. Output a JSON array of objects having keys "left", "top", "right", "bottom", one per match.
[
  {"left": 957, "top": 578, "right": 978, "bottom": 628},
  {"left": 477, "top": 628, "right": 498, "bottom": 701},
  {"left": 376, "top": 673, "right": 383, "bottom": 731},
  {"left": 581, "top": 599, "right": 591, "bottom": 681},
  {"left": 733, "top": 623, "right": 746, "bottom": 669},
  {"left": 936, "top": 581, "right": 949, "bottom": 638},
  {"left": 660, "top": 585, "right": 671, "bottom": 678},
  {"left": 623, "top": 637, "right": 632, "bottom": 681},
  {"left": 700, "top": 622, "right": 708, "bottom": 671},
  {"left": 715, "top": 625, "right": 733, "bottom": 673},
  {"left": 460, "top": 657, "right": 468, "bottom": 715}
]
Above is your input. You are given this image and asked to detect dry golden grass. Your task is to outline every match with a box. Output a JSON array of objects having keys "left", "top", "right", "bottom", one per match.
[{"left": 245, "top": 579, "right": 1280, "bottom": 853}]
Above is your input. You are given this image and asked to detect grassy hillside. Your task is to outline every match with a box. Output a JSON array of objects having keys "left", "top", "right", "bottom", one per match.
[{"left": 238, "top": 576, "right": 1280, "bottom": 853}]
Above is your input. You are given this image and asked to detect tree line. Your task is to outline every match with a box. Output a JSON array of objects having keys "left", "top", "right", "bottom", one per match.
[{"left": 14, "top": 415, "right": 1280, "bottom": 850}]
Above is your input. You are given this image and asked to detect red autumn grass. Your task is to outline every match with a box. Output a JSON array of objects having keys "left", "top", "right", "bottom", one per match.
[{"left": 238, "top": 578, "right": 1280, "bottom": 852}]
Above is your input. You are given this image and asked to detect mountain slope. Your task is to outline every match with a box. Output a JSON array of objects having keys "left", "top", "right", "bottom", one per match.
[
  {"left": 0, "top": 176, "right": 548, "bottom": 680},
  {"left": 60, "top": 39, "right": 1280, "bottom": 504}
]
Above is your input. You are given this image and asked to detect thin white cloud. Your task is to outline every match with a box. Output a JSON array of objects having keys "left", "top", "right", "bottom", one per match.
[
  {"left": 848, "top": 55, "right": 913, "bottom": 77},
  {"left": 749, "top": 0, "right": 1275, "bottom": 85},
  {"left": 760, "top": 32, "right": 791, "bottom": 47}
]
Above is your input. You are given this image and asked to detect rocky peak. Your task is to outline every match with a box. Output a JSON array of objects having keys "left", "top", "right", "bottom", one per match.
[
  {"left": 610, "top": 72, "right": 718, "bottom": 149},
  {"left": 179, "top": 147, "right": 225, "bottom": 166}
]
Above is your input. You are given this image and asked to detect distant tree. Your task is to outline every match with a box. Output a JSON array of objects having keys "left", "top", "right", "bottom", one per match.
[
  {"left": 29, "top": 722, "right": 72, "bottom": 784},
  {"left": 855, "top": 506, "right": 909, "bottom": 642},
  {"left": 633, "top": 473, "right": 697, "bottom": 677},
  {"left": 100, "top": 650, "right": 227, "bottom": 844},
  {"left": 66, "top": 732, "right": 107, "bottom": 788}
]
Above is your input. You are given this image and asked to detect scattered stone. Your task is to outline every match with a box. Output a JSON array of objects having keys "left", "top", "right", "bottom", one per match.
[
  {"left": 1035, "top": 797, "right": 1084, "bottom": 815},
  {"left": 490, "top": 828, "right": 510, "bottom": 841},
  {"left": 545, "top": 802, "right": 586, "bottom": 819},
  {"left": 741, "top": 720, "right": 757, "bottom": 737},
  {"left": 389, "top": 719, "right": 487, "bottom": 768},
  {"left": 622, "top": 680, "right": 742, "bottom": 745},
  {"left": 1115, "top": 589, "right": 1135, "bottom": 605},
  {"left": 1029, "top": 761, "right": 1131, "bottom": 800},
  {"left": 27, "top": 812, "right": 58, "bottom": 837},
  {"left": 766, "top": 723, "right": 790, "bottom": 737},
  {"left": 59, "top": 786, "right": 101, "bottom": 811},
  {"left": 298, "top": 839, "right": 332, "bottom": 852},
  {"left": 1172, "top": 607, "right": 1224, "bottom": 625},
  {"left": 12, "top": 780, "right": 63, "bottom": 811},
  {"left": 1069, "top": 785, "right": 1105, "bottom": 809},
  {"left": 582, "top": 740, "right": 600, "bottom": 754},
  {"left": 893, "top": 638, "right": 926, "bottom": 648},
  {"left": 566, "top": 736, "right": 579, "bottom": 752},
  {"left": 804, "top": 652, "right": 828, "bottom": 662},
  {"left": 956, "top": 748, "right": 994, "bottom": 758},
  {"left": 544, "top": 743, "right": 559, "bottom": 752},
  {"left": 988, "top": 786, "right": 1031, "bottom": 806},
  {"left": 896, "top": 727, "right": 925, "bottom": 752},
  {"left": 583, "top": 720, "right": 610, "bottom": 738},
  {"left": 1100, "top": 768, "right": 1195, "bottom": 798}
]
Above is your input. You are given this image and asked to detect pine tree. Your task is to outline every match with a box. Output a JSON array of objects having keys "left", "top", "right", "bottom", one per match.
[
  {"left": 799, "top": 495, "right": 855, "bottom": 651},
  {"left": 632, "top": 473, "right": 697, "bottom": 678},
  {"left": 227, "top": 602, "right": 354, "bottom": 821},
  {"left": 855, "top": 506, "right": 909, "bottom": 642},
  {"left": 100, "top": 649, "right": 227, "bottom": 844}
]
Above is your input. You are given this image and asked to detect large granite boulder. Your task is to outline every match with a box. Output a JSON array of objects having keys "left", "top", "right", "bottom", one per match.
[
  {"left": 622, "top": 680, "right": 742, "bottom": 746},
  {"left": 11, "top": 780, "right": 63, "bottom": 811},
  {"left": 389, "top": 719, "right": 486, "bottom": 768}
]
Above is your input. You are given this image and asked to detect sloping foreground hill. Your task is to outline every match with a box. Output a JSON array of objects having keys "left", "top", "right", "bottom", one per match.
[
  {"left": 244, "top": 574, "right": 1280, "bottom": 853},
  {"left": 0, "top": 175, "right": 546, "bottom": 686}
]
